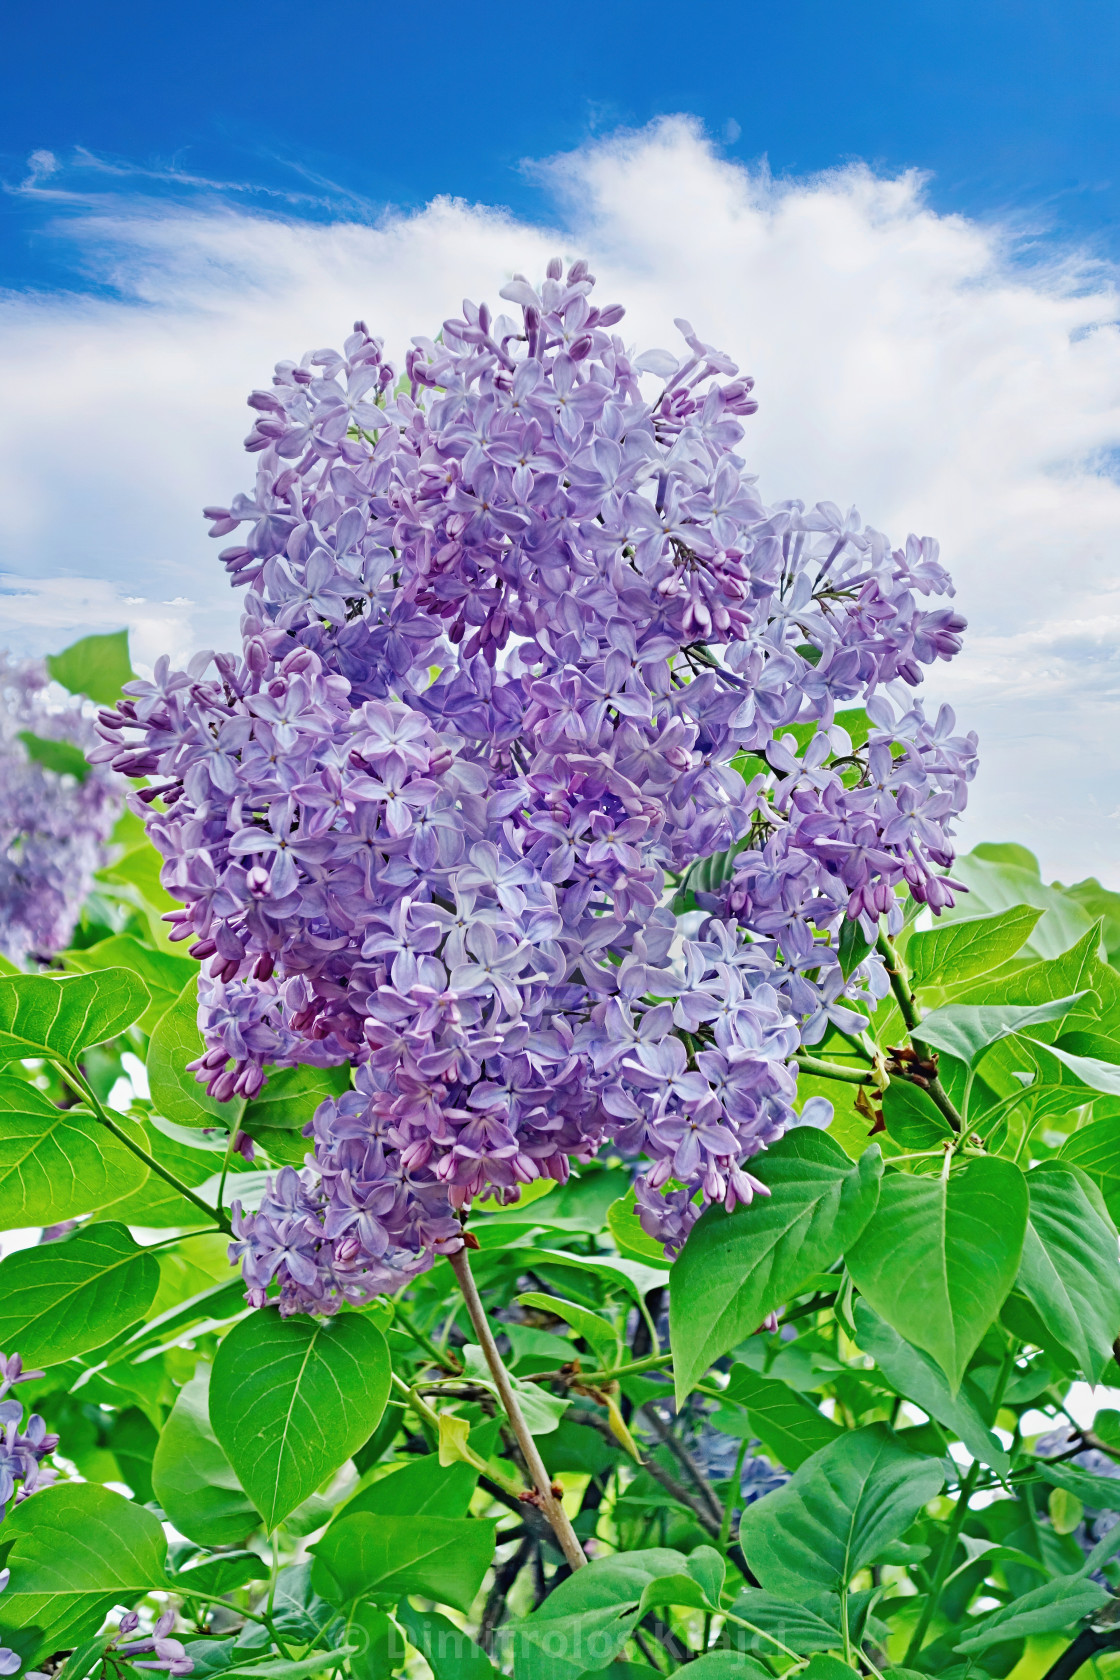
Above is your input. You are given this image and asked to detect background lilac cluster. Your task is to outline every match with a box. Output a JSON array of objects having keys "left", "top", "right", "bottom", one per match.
[
  {"left": 96, "top": 259, "right": 976, "bottom": 1313},
  {"left": 0, "top": 656, "right": 122, "bottom": 966}
]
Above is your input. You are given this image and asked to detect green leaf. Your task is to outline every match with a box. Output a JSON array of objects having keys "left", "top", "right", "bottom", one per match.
[
  {"left": 737, "top": 1424, "right": 944, "bottom": 1596},
  {"left": 147, "top": 975, "right": 235, "bottom": 1125},
  {"left": 396, "top": 1602, "right": 497, "bottom": 1680},
  {"left": 718, "top": 1365, "right": 843, "bottom": 1469},
  {"left": 724, "top": 1590, "right": 845, "bottom": 1656},
  {"left": 0, "top": 1480, "right": 167, "bottom": 1660},
  {"left": 232, "top": 1651, "right": 359, "bottom": 1679},
  {"left": 16, "top": 730, "right": 90, "bottom": 781},
  {"left": 917, "top": 993, "right": 1090, "bottom": 1066},
  {"left": 666, "top": 1655, "right": 770, "bottom": 1680},
  {"left": 511, "top": 1549, "right": 722, "bottom": 1680},
  {"left": 210, "top": 1307, "right": 391, "bottom": 1530},
  {"left": 1063, "top": 877, "right": 1120, "bottom": 967},
  {"left": 0, "top": 967, "right": 150, "bottom": 1066},
  {"left": 1016, "top": 1161, "right": 1120, "bottom": 1382},
  {"left": 800, "top": 1660, "right": 857, "bottom": 1680},
  {"left": 517, "top": 1291, "right": 619, "bottom": 1362},
  {"left": 847, "top": 1156, "right": 1028, "bottom": 1391},
  {"left": 0, "top": 1220, "right": 159, "bottom": 1364},
  {"left": 838, "top": 918, "right": 873, "bottom": 979},
  {"left": 175, "top": 1551, "right": 270, "bottom": 1596},
  {"left": 524, "top": 1248, "right": 669, "bottom": 1306},
  {"left": 1059, "top": 1113, "right": 1120, "bottom": 1217},
  {"left": 310, "top": 1512, "right": 497, "bottom": 1612},
  {"left": 459, "top": 1344, "right": 570, "bottom": 1434},
  {"left": 1038, "top": 1039, "right": 1120, "bottom": 1096},
  {"left": 945, "top": 852, "right": 1094, "bottom": 963},
  {"left": 907, "top": 906, "right": 1042, "bottom": 989},
  {"left": 47, "top": 629, "right": 135, "bottom": 705},
  {"left": 607, "top": 1189, "right": 677, "bottom": 1263},
  {"left": 151, "top": 1363, "right": 259, "bottom": 1547},
  {"left": 851, "top": 1299, "right": 1010, "bottom": 1474},
  {"left": 1035, "top": 1457, "right": 1120, "bottom": 1512},
  {"left": 670, "top": 1129, "right": 882, "bottom": 1401},
  {"left": 0, "top": 1075, "right": 147, "bottom": 1226},
  {"left": 954, "top": 1573, "right": 1109, "bottom": 1654},
  {"left": 240, "top": 1063, "right": 351, "bottom": 1132},
  {"left": 881, "top": 1080, "right": 954, "bottom": 1150},
  {"left": 66, "top": 936, "right": 196, "bottom": 1035},
  {"left": 349, "top": 1604, "right": 396, "bottom": 1680},
  {"left": 341, "top": 1452, "right": 480, "bottom": 1520}
]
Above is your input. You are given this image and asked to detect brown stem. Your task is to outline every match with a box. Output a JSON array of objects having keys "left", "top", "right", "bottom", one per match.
[
  {"left": 641, "top": 1403, "right": 724, "bottom": 1528},
  {"left": 448, "top": 1246, "right": 586, "bottom": 1570},
  {"left": 479, "top": 1533, "right": 534, "bottom": 1651},
  {"left": 567, "top": 1410, "right": 759, "bottom": 1585}
]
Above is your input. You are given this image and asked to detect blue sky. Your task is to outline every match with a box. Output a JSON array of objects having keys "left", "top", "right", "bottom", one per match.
[
  {"left": 1, "top": 3, "right": 1119, "bottom": 882},
  {"left": 3, "top": 0, "right": 1118, "bottom": 288}
]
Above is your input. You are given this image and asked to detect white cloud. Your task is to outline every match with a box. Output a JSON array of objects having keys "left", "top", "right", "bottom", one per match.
[{"left": 2, "top": 117, "right": 1119, "bottom": 880}]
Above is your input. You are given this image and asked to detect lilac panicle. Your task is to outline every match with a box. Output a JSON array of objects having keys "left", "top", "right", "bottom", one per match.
[
  {"left": 0, "top": 1350, "right": 58, "bottom": 1524},
  {"left": 0, "top": 655, "right": 123, "bottom": 965},
  {"left": 95, "top": 260, "right": 976, "bottom": 1310}
]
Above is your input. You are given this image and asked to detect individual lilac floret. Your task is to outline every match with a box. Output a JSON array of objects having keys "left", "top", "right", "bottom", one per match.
[
  {"left": 0, "top": 655, "right": 122, "bottom": 965},
  {"left": 96, "top": 259, "right": 976, "bottom": 1306}
]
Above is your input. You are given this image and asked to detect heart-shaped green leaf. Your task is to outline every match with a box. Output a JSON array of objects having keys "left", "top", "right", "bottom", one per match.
[
  {"left": 848, "top": 1156, "right": 1028, "bottom": 1391},
  {"left": 210, "top": 1308, "right": 391, "bottom": 1530}
]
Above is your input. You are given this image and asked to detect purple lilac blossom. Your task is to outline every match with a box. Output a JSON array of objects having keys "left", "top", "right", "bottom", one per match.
[
  {"left": 111, "top": 1611, "right": 193, "bottom": 1677},
  {"left": 0, "top": 1351, "right": 58, "bottom": 1523},
  {"left": 0, "top": 655, "right": 122, "bottom": 966},
  {"left": 95, "top": 260, "right": 977, "bottom": 1312}
]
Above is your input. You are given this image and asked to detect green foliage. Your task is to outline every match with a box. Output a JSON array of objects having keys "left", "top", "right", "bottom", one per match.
[
  {"left": 151, "top": 1363, "right": 259, "bottom": 1546},
  {"left": 906, "top": 904, "right": 1042, "bottom": 989},
  {"left": 0, "top": 1481, "right": 167, "bottom": 1659},
  {"left": 311, "top": 1514, "right": 498, "bottom": 1612},
  {"left": 147, "top": 975, "right": 235, "bottom": 1125},
  {"left": 0, "top": 1077, "right": 147, "bottom": 1224},
  {"left": 0, "top": 1221, "right": 160, "bottom": 1364},
  {"left": 210, "top": 1308, "right": 391, "bottom": 1529},
  {"left": 16, "top": 731, "right": 91, "bottom": 782},
  {"left": 46, "top": 630, "right": 135, "bottom": 706},
  {"left": 3, "top": 835, "right": 1120, "bottom": 1680},
  {"left": 670, "top": 1127, "right": 881, "bottom": 1399},
  {"left": 738, "top": 1425, "right": 944, "bottom": 1595},
  {"left": 0, "top": 968, "right": 149, "bottom": 1066},
  {"left": 848, "top": 1154, "right": 1028, "bottom": 1390}
]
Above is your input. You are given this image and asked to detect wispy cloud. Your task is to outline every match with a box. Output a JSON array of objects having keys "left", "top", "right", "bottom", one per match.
[{"left": 2, "top": 116, "right": 1118, "bottom": 879}]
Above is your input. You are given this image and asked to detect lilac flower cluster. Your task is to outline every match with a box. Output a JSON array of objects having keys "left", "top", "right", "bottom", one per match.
[
  {"left": 0, "top": 655, "right": 122, "bottom": 966},
  {"left": 96, "top": 260, "right": 976, "bottom": 1311},
  {"left": 0, "top": 1352, "right": 58, "bottom": 1523},
  {"left": 111, "top": 1610, "right": 193, "bottom": 1676}
]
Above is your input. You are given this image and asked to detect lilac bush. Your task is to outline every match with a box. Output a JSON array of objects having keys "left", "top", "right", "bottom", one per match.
[
  {"left": 0, "top": 655, "right": 122, "bottom": 966},
  {"left": 96, "top": 259, "right": 976, "bottom": 1312}
]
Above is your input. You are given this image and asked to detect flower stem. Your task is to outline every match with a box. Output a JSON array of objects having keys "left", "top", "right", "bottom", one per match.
[
  {"left": 794, "top": 1052, "right": 876, "bottom": 1085},
  {"left": 875, "top": 931, "right": 964, "bottom": 1133},
  {"left": 448, "top": 1245, "right": 586, "bottom": 1570}
]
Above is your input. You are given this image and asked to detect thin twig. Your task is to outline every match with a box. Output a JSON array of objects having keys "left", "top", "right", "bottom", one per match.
[
  {"left": 641, "top": 1403, "right": 725, "bottom": 1528},
  {"left": 479, "top": 1534, "right": 534, "bottom": 1651}
]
